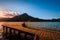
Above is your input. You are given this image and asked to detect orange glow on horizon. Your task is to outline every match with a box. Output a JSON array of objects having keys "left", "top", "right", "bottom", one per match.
[{"left": 0, "top": 8, "right": 18, "bottom": 18}]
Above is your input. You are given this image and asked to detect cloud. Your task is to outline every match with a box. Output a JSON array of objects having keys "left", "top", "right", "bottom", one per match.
[{"left": 0, "top": 8, "right": 18, "bottom": 18}]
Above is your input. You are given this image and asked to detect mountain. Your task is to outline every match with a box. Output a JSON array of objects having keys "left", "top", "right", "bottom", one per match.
[
  {"left": 51, "top": 18, "right": 60, "bottom": 22},
  {"left": 0, "top": 12, "right": 60, "bottom": 22},
  {"left": 12, "top": 13, "right": 35, "bottom": 21},
  {"left": 10, "top": 13, "right": 60, "bottom": 22}
]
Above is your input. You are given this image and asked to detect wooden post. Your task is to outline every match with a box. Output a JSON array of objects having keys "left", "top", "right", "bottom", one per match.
[
  {"left": 34, "top": 35, "right": 39, "bottom": 40},
  {"left": 3, "top": 26, "right": 5, "bottom": 37},
  {"left": 24, "top": 33, "right": 27, "bottom": 40},
  {"left": 6, "top": 27, "right": 8, "bottom": 38},
  {"left": 34, "top": 35, "right": 37, "bottom": 40},
  {"left": 8, "top": 28, "right": 12, "bottom": 40},
  {"left": 13, "top": 29, "right": 16, "bottom": 35},
  {"left": 9, "top": 28, "right": 12, "bottom": 35},
  {"left": 12, "top": 29, "right": 17, "bottom": 40},
  {"left": 17, "top": 30, "right": 20, "bottom": 40}
]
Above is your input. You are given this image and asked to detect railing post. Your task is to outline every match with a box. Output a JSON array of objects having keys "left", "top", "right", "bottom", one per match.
[
  {"left": 11, "top": 29, "right": 17, "bottom": 40},
  {"left": 24, "top": 33, "right": 27, "bottom": 40},
  {"left": 17, "top": 30, "right": 21, "bottom": 40},
  {"left": 13, "top": 29, "right": 15, "bottom": 35},
  {"left": 3, "top": 26, "right": 5, "bottom": 37},
  {"left": 8, "top": 28, "right": 12, "bottom": 40},
  {"left": 34, "top": 35, "right": 39, "bottom": 40},
  {"left": 6, "top": 27, "right": 8, "bottom": 38},
  {"left": 34, "top": 35, "right": 37, "bottom": 40}
]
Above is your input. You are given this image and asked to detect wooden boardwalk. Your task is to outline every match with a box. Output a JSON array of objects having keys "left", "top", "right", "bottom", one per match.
[{"left": 2, "top": 24, "right": 60, "bottom": 40}]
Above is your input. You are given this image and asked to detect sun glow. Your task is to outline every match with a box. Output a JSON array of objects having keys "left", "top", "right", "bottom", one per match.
[
  {"left": 0, "top": 8, "right": 5, "bottom": 17},
  {"left": 0, "top": 8, "right": 18, "bottom": 18}
]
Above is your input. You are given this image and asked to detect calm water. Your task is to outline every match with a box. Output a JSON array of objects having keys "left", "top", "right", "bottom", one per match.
[{"left": 26, "top": 22, "right": 60, "bottom": 30}]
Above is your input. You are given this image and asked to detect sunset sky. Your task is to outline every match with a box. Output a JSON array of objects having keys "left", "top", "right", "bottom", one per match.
[{"left": 0, "top": 0, "right": 60, "bottom": 19}]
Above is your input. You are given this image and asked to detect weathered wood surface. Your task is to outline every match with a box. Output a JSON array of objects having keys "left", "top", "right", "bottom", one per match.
[{"left": 3, "top": 24, "right": 60, "bottom": 40}]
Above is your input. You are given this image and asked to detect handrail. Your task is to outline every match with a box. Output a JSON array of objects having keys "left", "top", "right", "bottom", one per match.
[{"left": 2, "top": 24, "right": 60, "bottom": 40}]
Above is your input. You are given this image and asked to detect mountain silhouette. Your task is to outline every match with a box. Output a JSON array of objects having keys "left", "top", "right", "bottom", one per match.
[
  {"left": 12, "top": 13, "right": 60, "bottom": 22},
  {"left": 0, "top": 13, "right": 60, "bottom": 22},
  {"left": 12, "top": 13, "right": 38, "bottom": 21}
]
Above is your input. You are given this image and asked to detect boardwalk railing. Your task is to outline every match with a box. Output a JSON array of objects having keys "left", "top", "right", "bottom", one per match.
[
  {"left": 2, "top": 24, "right": 60, "bottom": 40},
  {"left": 2, "top": 25, "right": 39, "bottom": 40}
]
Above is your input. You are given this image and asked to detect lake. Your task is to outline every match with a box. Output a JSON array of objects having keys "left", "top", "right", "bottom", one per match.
[{"left": 26, "top": 22, "right": 60, "bottom": 30}]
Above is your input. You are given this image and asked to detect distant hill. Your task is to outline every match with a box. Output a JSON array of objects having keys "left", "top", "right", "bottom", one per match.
[
  {"left": 12, "top": 13, "right": 48, "bottom": 21},
  {"left": 0, "top": 13, "right": 60, "bottom": 22},
  {"left": 12, "top": 13, "right": 34, "bottom": 21},
  {"left": 12, "top": 13, "right": 60, "bottom": 22}
]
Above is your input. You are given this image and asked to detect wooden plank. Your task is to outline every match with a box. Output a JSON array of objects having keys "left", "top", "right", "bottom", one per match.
[{"left": 2, "top": 25, "right": 60, "bottom": 40}]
